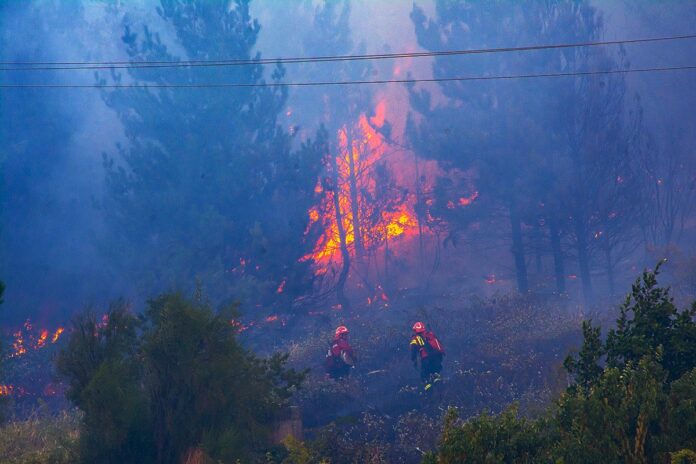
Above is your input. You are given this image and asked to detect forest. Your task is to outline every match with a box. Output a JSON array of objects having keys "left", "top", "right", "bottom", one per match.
[{"left": 1, "top": 1, "right": 695, "bottom": 463}]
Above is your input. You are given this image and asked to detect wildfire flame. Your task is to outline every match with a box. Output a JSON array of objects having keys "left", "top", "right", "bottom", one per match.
[
  {"left": 36, "top": 330, "right": 48, "bottom": 349},
  {"left": 51, "top": 327, "right": 64, "bottom": 343},
  {"left": 7, "top": 320, "right": 65, "bottom": 358},
  {"left": 303, "top": 100, "right": 419, "bottom": 264}
]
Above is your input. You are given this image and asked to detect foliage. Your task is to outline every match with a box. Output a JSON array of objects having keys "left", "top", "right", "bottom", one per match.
[
  {"left": 0, "top": 409, "right": 79, "bottom": 464},
  {"left": 101, "top": 0, "right": 323, "bottom": 313},
  {"left": 280, "top": 435, "right": 331, "bottom": 464},
  {"left": 555, "top": 355, "right": 666, "bottom": 463},
  {"left": 563, "top": 320, "right": 603, "bottom": 392},
  {"left": 432, "top": 405, "right": 554, "bottom": 464},
  {"left": 56, "top": 292, "right": 306, "bottom": 463},
  {"left": 672, "top": 449, "right": 696, "bottom": 464},
  {"left": 426, "top": 266, "right": 696, "bottom": 463},
  {"left": 407, "top": 0, "right": 647, "bottom": 303},
  {"left": 605, "top": 261, "right": 696, "bottom": 381}
]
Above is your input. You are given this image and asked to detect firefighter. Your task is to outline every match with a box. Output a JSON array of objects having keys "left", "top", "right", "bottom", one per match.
[
  {"left": 325, "top": 325, "right": 356, "bottom": 380},
  {"left": 410, "top": 321, "right": 444, "bottom": 392}
]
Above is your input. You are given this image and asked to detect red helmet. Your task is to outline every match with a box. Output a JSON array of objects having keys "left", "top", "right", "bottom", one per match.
[
  {"left": 412, "top": 321, "right": 426, "bottom": 333},
  {"left": 335, "top": 325, "right": 349, "bottom": 337}
]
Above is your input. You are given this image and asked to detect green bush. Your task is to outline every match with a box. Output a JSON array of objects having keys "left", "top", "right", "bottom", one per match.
[
  {"left": 426, "top": 264, "right": 696, "bottom": 464},
  {"left": 56, "top": 292, "right": 306, "bottom": 463},
  {"left": 435, "top": 405, "right": 554, "bottom": 464}
]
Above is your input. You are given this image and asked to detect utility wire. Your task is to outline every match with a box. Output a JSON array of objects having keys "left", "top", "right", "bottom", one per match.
[
  {"left": 1, "top": 64, "right": 695, "bottom": 89},
  {"left": 1, "top": 33, "right": 695, "bottom": 71}
]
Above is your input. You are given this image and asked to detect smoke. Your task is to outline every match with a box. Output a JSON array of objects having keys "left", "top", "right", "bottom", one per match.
[{"left": 1, "top": 0, "right": 695, "bottom": 328}]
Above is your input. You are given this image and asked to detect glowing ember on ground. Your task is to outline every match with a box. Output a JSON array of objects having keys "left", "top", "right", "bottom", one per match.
[
  {"left": 459, "top": 191, "right": 479, "bottom": 206},
  {"left": 276, "top": 279, "right": 286, "bottom": 294}
]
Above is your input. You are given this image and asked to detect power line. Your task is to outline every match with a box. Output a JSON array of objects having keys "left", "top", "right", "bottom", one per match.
[
  {"left": 1, "top": 64, "right": 694, "bottom": 89},
  {"left": 2, "top": 33, "right": 695, "bottom": 71}
]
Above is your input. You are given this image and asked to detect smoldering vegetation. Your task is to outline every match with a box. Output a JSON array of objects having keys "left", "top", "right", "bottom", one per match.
[{"left": 1, "top": 1, "right": 696, "bottom": 463}]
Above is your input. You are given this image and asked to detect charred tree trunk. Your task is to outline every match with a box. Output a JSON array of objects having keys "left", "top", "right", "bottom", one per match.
[
  {"left": 549, "top": 214, "right": 566, "bottom": 294},
  {"left": 346, "top": 129, "right": 364, "bottom": 257},
  {"left": 414, "top": 152, "right": 426, "bottom": 282},
  {"left": 533, "top": 221, "right": 543, "bottom": 274},
  {"left": 510, "top": 200, "right": 529, "bottom": 293},
  {"left": 574, "top": 215, "right": 594, "bottom": 308},
  {"left": 384, "top": 226, "right": 389, "bottom": 283},
  {"left": 332, "top": 159, "right": 351, "bottom": 310}
]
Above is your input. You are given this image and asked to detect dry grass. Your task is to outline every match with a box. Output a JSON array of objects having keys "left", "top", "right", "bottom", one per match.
[{"left": 0, "top": 409, "right": 79, "bottom": 464}]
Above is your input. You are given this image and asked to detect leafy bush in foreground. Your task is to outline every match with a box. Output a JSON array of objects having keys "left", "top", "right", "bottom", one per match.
[
  {"left": 426, "top": 264, "right": 696, "bottom": 463},
  {"left": 56, "top": 292, "right": 306, "bottom": 464}
]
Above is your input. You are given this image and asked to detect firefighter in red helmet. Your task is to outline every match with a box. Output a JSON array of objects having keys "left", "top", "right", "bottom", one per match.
[
  {"left": 410, "top": 321, "right": 444, "bottom": 392},
  {"left": 325, "top": 325, "right": 357, "bottom": 379}
]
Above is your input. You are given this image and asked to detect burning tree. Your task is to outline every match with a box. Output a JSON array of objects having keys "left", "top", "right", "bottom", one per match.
[{"left": 304, "top": 103, "right": 419, "bottom": 308}]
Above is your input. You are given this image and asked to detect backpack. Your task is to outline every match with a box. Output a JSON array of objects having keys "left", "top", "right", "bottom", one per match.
[{"left": 424, "top": 332, "right": 445, "bottom": 356}]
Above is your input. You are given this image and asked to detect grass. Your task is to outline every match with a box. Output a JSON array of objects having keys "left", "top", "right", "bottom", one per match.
[{"left": 0, "top": 408, "right": 80, "bottom": 464}]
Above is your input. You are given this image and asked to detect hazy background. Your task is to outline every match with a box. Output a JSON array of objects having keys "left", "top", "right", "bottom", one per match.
[{"left": 2, "top": 0, "right": 695, "bottom": 328}]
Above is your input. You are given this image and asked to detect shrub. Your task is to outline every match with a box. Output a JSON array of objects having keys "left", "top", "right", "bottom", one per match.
[{"left": 56, "top": 292, "right": 306, "bottom": 463}]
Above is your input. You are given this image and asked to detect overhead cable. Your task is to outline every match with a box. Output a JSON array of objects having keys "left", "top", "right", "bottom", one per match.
[
  {"left": 1, "top": 33, "right": 695, "bottom": 71},
  {"left": 1, "top": 64, "right": 694, "bottom": 89}
]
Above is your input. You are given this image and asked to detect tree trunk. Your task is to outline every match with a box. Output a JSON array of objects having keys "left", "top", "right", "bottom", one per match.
[
  {"left": 574, "top": 217, "right": 594, "bottom": 308},
  {"left": 533, "top": 221, "right": 543, "bottom": 274},
  {"left": 414, "top": 152, "right": 426, "bottom": 282},
  {"left": 510, "top": 200, "right": 529, "bottom": 293},
  {"left": 549, "top": 214, "right": 566, "bottom": 294},
  {"left": 384, "top": 226, "right": 389, "bottom": 283},
  {"left": 346, "top": 128, "right": 363, "bottom": 257},
  {"left": 332, "top": 157, "right": 351, "bottom": 310}
]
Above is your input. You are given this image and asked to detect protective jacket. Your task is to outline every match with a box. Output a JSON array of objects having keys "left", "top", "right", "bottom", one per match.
[
  {"left": 325, "top": 337, "right": 356, "bottom": 378},
  {"left": 410, "top": 331, "right": 444, "bottom": 362},
  {"left": 410, "top": 330, "right": 444, "bottom": 389}
]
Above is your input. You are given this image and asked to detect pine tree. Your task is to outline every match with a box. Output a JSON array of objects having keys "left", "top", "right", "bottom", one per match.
[{"left": 102, "top": 0, "right": 322, "bottom": 312}]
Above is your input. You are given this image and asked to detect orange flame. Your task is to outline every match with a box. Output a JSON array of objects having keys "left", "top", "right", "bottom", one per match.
[
  {"left": 303, "top": 100, "right": 419, "bottom": 265},
  {"left": 36, "top": 330, "right": 49, "bottom": 349},
  {"left": 458, "top": 191, "right": 479, "bottom": 206},
  {"left": 51, "top": 327, "right": 64, "bottom": 343},
  {"left": 8, "top": 320, "right": 66, "bottom": 358}
]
